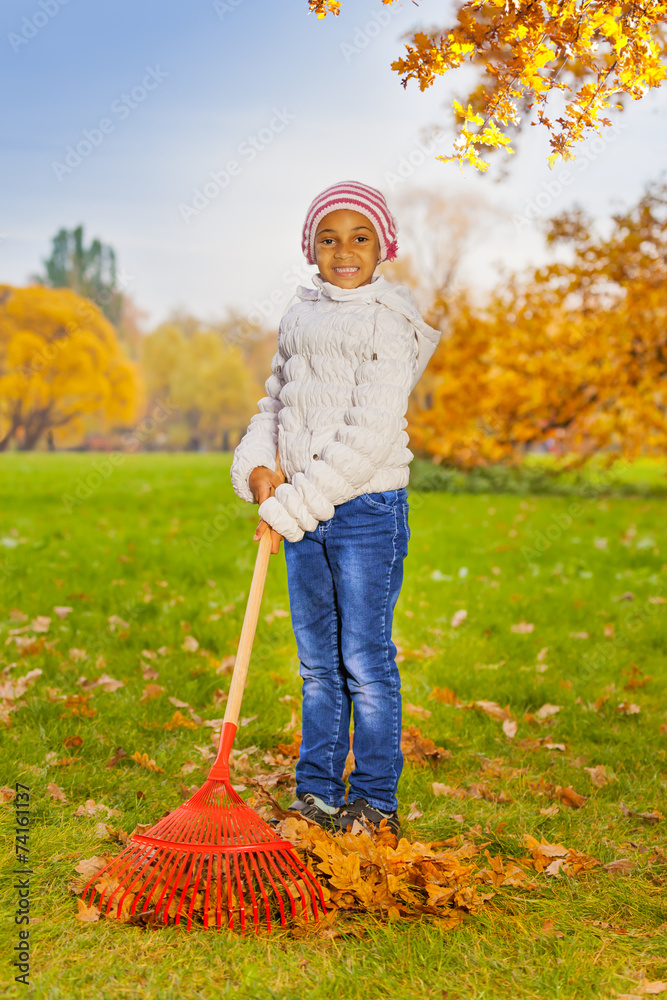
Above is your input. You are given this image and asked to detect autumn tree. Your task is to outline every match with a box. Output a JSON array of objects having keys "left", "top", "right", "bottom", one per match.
[
  {"left": 32, "top": 224, "right": 123, "bottom": 325},
  {"left": 410, "top": 178, "right": 667, "bottom": 469},
  {"left": 381, "top": 185, "right": 505, "bottom": 326},
  {"left": 309, "top": 1, "right": 667, "bottom": 172},
  {"left": 141, "top": 317, "right": 260, "bottom": 450},
  {"left": 0, "top": 285, "right": 140, "bottom": 451}
]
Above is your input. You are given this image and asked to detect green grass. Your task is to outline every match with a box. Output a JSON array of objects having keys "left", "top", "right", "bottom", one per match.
[{"left": 1, "top": 453, "right": 666, "bottom": 1000}]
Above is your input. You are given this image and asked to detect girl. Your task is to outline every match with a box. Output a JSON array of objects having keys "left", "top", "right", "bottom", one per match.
[{"left": 230, "top": 180, "right": 441, "bottom": 836}]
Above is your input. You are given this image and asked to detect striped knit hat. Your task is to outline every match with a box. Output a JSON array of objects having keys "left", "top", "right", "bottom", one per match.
[{"left": 302, "top": 180, "right": 399, "bottom": 265}]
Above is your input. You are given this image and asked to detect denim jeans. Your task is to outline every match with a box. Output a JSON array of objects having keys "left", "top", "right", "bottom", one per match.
[{"left": 283, "top": 488, "right": 410, "bottom": 813}]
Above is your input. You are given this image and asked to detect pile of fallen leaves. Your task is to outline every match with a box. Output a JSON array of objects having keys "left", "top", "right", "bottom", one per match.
[{"left": 71, "top": 810, "right": 603, "bottom": 935}]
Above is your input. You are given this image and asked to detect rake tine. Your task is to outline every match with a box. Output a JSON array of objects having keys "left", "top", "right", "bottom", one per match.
[
  {"left": 233, "top": 852, "right": 246, "bottom": 935},
  {"left": 239, "top": 848, "right": 261, "bottom": 933},
  {"left": 255, "top": 849, "right": 291, "bottom": 927},
  {"left": 225, "top": 850, "right": 234, "bottom": 930},
  {"left": 274, "top": 848, "right": 311, "bottom": 922},
  {"left": 247, "top": 847, "right": 272, "bottom": 933},
  {"left": 184, "top": 850, "right": 207, "bottom": 931}
]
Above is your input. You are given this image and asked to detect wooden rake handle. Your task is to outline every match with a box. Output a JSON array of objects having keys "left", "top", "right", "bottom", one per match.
[{"left": 223, "top": 526, "right": 272, "bottom": 727}]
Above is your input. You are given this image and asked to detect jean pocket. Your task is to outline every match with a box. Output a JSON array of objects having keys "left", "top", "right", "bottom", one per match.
[{"left": 359, "top": 489, "right": 406, "bottom": 511}]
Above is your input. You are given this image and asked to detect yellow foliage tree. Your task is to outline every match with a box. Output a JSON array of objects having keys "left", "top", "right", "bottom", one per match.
[
  {"left": 0, "top": 285, "right": 140, "bottom": 451},
  {"left": 310, "top": 0, "right": 667, "bottom": 172},
  {"left": 410, "top": 179, "right": 667, "bottom": 469},
  {"left": 141, "top": 323, "right": 259, "bottom": 449}
]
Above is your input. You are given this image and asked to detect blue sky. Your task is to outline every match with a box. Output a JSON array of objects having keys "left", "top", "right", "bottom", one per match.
[{"left": 2, "top": 0, "right": 666, "bottom": 330}]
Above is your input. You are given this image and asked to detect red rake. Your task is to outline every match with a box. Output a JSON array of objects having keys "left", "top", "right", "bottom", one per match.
[{"left": 81, "top": 529, "right": 327, "bottom": 933}]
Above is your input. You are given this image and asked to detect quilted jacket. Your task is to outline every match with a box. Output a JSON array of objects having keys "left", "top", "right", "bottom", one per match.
[{"left": 230, "top": 271, "right": 442, "bottom": 542}]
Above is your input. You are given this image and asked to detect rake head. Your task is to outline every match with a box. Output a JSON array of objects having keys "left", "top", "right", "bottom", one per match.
[{"left": 81, "top": 724, "right": 327, "bottom": 933}]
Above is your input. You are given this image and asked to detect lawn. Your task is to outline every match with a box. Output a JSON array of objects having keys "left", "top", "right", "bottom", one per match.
[{"left": 1, "top": 452, "right": 666, "bottom": 1000}]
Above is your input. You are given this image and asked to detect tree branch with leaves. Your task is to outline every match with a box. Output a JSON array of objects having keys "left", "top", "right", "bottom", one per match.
[{"left": 309, "top": 0, "right": 667, "bottom": 171}]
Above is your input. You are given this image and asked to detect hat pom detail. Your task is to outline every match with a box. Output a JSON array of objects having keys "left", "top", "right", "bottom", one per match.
[{"left": 384, "top": 239, "right": 398, "bottom": 262}]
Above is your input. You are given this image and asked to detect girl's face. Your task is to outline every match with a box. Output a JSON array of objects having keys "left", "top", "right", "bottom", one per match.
[{"left": 314, "top": 209, "right": 380, "bottom": 288}]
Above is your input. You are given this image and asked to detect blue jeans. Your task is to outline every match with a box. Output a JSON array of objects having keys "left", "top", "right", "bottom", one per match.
[{"left": 283, "top": 488, "right": 410, "bottom": 813}]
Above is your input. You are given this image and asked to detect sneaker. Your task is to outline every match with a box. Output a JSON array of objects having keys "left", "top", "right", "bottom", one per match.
[
  {"left": 336, "top": 797, "right": 401, "bottom": 838},
  {"left": 270, "top": 793, "right": 341, "bottom": 832}
]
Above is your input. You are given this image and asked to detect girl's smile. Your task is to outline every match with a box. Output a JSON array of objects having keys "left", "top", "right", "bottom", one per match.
[{"left": 314, "top": 208, "right": 380, "bottom": 288}]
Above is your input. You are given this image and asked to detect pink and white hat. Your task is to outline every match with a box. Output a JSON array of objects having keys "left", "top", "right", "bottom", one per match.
[{"left": 301, "top": 180, "right": 399, "bottom": 265}]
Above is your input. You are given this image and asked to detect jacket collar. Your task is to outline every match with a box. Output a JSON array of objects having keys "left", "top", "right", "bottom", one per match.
[{"left": 296, "top": 272, "right": 392, "bottom": 303}]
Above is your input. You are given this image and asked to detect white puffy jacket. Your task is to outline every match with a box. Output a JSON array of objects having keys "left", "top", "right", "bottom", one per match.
[{"left": 230, "top": 272, "right": 442, "bottom": 542}]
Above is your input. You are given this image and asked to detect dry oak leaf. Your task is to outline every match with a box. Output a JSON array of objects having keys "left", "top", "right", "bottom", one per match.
[
  {"left": 68, "top": 648, "right": 88, "bottom": 663},
  {"left": 47, "top": 782, "right": 67, "bottom": 802},
  {"left": 81, "top": 673, "right": 124, "bottom": 693},
  {"left": 94, "top": 822, "right": 129, "bottom": 844},
  {"left": 474, "top": 700, "right": 514, "bottom": 723},
  {"left": 130, "top": 751, "right": 164, "bottom": 773},
  {"left": 555, "top": 785, "right": 587, "bottom": 809},
  {"left": 428, "top": 686, "right": 461, "bottom": 706},
  {"left": 510, "top": 621, "right": 534, "bottom": 633},
  {"left": 0, "top": 668, "right": 42, "bottom": 700},
  {"left": 639, "top": 983, "right": 667, "bottom": 995},
  {"left": 585, "top": 764, "right": 613, "bottom": 788},
  {"left": 1, "top": 785, "right": 16, "bottom": 802},
  {"left": 31, "top": 615, "right": 51, "bottom": 633},
  {"left": 75, "top": 799, "right": 119, "bottom": 818},
  {"left": 163, "top": 710, "right": 197, "bottom": 731},
  {"left": 404, "top": 702, "right": 432, "bottom": 720},
  {"left": 276, "top": 733, "right": 302, "bottom": 758},
  {"left": 75, "top": 898, "right": 101, "bottom": 922},
  {"left": 105, "top": 747, "right": 127, "bottom": 769},
  {"left": 620, "top": 802, "right": 663, "bottom": 825},
  {"left": 216, "top": 655, "right": 236, "bottom": 675},
  {"left": 535, "top": 703, "right": 561, "bottom": 721},
  {"left": 140, "top": 684, "right": 165, "bottom": 702},
  {"left": 502, "top": 719, "right": 518, "bottom": 739},
  {"left": 63, "top": 735, "right": 83, "bottom": 748},
  {"left": 616, "top": 702, "right": 641, "bottom": 715},
  {"left": 60, "top": 694, "right": 97, "bottom": 718},
  {"left": 604, "top": 858, "right": 635, "bottom": 875},
  {"left": 432, "top": 782, "right": 466, "bottom": 799},
  {"left": 401, "top": 726, "right": 452, "bottom": 765},
  {"left": 181, "top": 635, "right": 199, "bottom": 652}
]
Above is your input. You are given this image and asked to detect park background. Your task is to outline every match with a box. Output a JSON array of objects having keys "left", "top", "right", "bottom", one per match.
[{"left": 1, "top": 1, "right": 667, "bottom": 999}]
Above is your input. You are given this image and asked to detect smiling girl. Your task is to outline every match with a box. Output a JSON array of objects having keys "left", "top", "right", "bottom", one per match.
[{"left": 230, "top": 180, "right": 441, "bottom": 836}]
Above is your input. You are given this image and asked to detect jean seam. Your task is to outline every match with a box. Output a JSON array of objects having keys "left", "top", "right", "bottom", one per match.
[{"left": 325, "top": 601, "right": 344, "bottom": 806}]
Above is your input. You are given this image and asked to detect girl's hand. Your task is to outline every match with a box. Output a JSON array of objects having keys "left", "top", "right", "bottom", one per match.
[
  {"left": 249, "top": 465, "right": 285, "bottom": 555},
  {"left": 248, "top": 465, "right": 284, "bottom": 504},
  {"left": 253, "top": 518, "right": 283, "bottom": 554}
]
